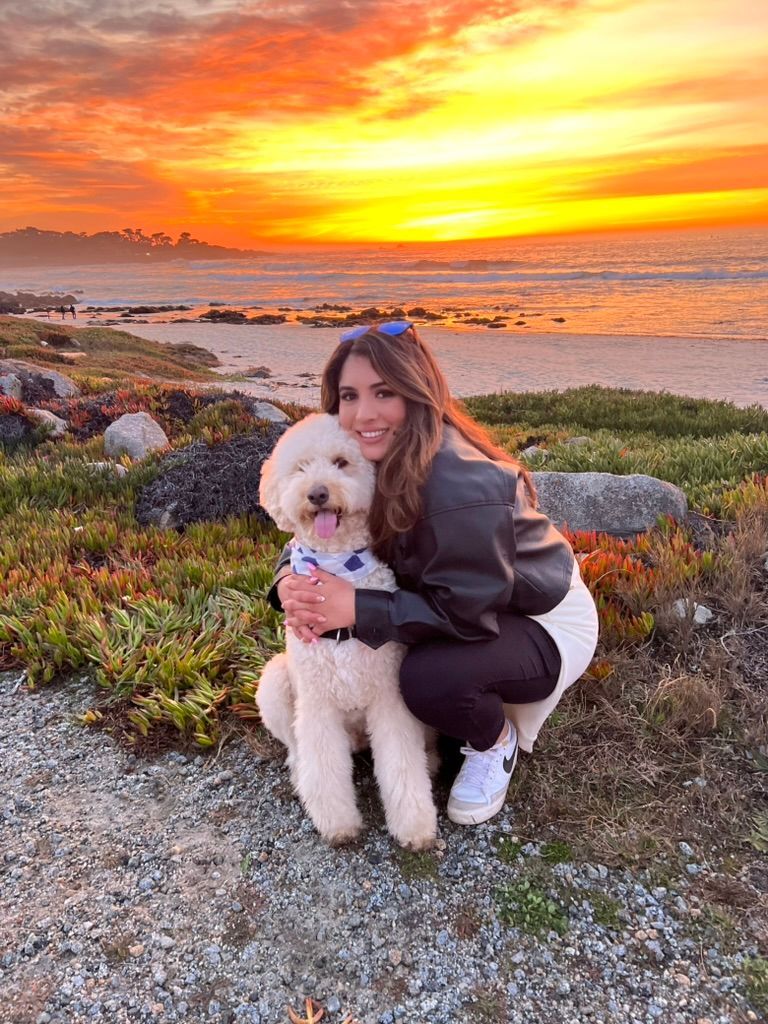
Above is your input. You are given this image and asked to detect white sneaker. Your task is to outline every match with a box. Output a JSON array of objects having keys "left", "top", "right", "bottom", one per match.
[{"left": 447, "top": 721, "right": 518, "bottom": 825}]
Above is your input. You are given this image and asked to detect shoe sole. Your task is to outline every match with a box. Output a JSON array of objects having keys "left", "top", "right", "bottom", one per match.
[{"left": 446, "top": 745, "right": 518, "bottom": 826}]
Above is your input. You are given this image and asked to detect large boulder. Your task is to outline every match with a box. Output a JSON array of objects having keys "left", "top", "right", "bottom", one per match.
[
  {"left": 0, "top": 359, "right": 80, "bottom": 401},
  {"left": 533, "top": 471, "right": 688, "bottom": 535},
  {"left": 104, "top": 412, "right": 169, "bottom": 460},
  {"left": 135, "top": 425, "right": 287, "bottom": 529}
]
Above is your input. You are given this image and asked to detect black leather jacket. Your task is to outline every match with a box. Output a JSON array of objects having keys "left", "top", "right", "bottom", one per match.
[{"left": 269, "top": 425, "right": 575, "bottom": 650}]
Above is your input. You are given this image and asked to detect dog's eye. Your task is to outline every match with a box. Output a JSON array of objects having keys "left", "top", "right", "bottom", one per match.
[{"left": 333, "top": 457, "right": 348, "bottom": 469}]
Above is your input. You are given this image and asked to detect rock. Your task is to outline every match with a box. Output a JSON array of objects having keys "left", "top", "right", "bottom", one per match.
[
  {"left": 0, "top": 359, "right": 80, "bottom": 400},
  {"left": 672, "top": 600, "right": 714, "bottom": 626},
  {"left": 26, "top": 408, "right": 68, "bottom": 438},
  {"left": 0, "top": 373, "right": 22, "bottom": 399},
  {"left": 405, "top": 307, "right": 442, "bottom": 320},
  {"left": 199, "top": 309, "right": 248, "bottom": 324},
  {"left": 85, "top": 461, "right": 128, "bottom": 478},
  {"left": 248, "top": 314, "right": 286, "bottom": 325},
  {"left": 246, "top": 401, "right": 291, "bottom": 424},
  {"left": 103, "top": 412, "right": 169, "bottom": 460},
  {"left": 564, "top": 436, "right": 591, "bottom": 446},
  {"left": 533, "top": 471, "right": 688, "bottom": 535},
  {"left": 134, "top": 425, "right": 287, "bottom": 529},
  {"left": 521, "top": 445, "right": 546, "bottom": 459},
  {"left": 42, "top": 332, "right": 81, "bottom": 350},
  {"left": 0, "top": 413, "right": 34, "bottom": 449}
]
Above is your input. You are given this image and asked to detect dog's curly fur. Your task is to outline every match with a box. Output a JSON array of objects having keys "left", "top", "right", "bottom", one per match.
[{"left": 256, "top": 413, "right": 438, "bottom": 849}]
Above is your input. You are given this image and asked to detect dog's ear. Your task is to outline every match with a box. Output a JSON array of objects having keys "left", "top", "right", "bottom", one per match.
[{"left": 259, "top": 452, "right": 291, "bottom": 530}]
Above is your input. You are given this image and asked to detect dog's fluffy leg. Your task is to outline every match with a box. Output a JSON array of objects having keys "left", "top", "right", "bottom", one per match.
[
  {"left": 425, "top": 727, "right": 441, "bottom": 779},
  {"left": 256, "top": 654, "right": 299, "bottom": 788},
  {"left": 294, "top": 693, "right": 363, "bottom": 845},
  {"left": 367, "top": 696, "right": 438, "bottom": 851}
]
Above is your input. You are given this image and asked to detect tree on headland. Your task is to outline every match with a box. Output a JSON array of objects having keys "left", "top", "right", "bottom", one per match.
[{"left": 0, "top": 227, "right": 269, "bottom": 267}]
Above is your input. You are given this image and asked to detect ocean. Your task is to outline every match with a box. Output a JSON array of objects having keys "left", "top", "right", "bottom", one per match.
[{"left": 2, "top": 226, "right": 766, "bottom": 341}]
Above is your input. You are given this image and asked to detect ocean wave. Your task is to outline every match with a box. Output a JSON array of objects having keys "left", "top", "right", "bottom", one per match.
[
  {"left": 388, "top": 268, "right": 768, "bottom": 282},
  {"left": 204, "top": 266, "right": 768, "bottom": 285}
]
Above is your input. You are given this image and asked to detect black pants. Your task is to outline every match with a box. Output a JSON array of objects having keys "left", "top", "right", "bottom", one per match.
[{"left": 399, "top": 614, "right": 561, "bottom": 751}]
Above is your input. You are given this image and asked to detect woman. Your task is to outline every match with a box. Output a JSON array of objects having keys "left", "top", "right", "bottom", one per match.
[{"left": 270, "top": 321, "right": 598, "bottom": 826}]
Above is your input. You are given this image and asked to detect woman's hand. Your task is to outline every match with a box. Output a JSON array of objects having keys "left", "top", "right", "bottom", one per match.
[
  {"left": 306, "top": 568, "right": 356, "bottom": 635},
  {"left": 276, "top": 572, "right": 326, "bottom": 643},
  {"left": 277, "top": 569, "right": 356, "bottom": 643}
]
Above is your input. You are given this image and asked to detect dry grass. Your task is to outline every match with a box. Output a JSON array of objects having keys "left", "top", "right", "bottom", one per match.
[
  {"left": 511, "top": 596, "right": 768, "bottom": 869},
  {"left": 645, "top": 667, "right": 725, "bottom": 738}
]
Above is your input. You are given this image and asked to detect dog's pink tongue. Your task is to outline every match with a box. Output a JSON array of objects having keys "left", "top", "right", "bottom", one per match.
[{"left": 314, "top": 510, "right": 338, "bottom": 539}]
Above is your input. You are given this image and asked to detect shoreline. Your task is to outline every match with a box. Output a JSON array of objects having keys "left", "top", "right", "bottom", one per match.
[{"left": 107, "top": 320, "right": 768, "bottom": 410}]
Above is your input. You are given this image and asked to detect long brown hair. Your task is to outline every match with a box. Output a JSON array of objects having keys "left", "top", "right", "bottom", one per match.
[{"left": 321, "top": 324, "right": 536, "bottom": 556}]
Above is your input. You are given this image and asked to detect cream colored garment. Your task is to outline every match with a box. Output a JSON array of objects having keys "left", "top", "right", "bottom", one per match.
[{"left": 503, "top": 560, "right": 599, "bottom": 752}]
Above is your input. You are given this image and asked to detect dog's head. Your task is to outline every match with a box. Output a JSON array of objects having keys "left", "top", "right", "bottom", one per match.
[{"left": 259, "top": 413, "right": 376, "bottom": 552}]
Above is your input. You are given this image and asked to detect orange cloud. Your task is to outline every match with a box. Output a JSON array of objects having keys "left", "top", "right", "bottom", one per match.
[{"left": 0, "top": 0, "right": 766, "bottom": 243}]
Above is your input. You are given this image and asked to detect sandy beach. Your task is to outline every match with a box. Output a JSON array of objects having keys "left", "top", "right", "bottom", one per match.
[{"left": 115, "top": 321, "right": 768, "bottom": 409}]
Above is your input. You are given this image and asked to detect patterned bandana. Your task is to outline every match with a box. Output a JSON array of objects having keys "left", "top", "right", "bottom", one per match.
[{"left": 289, "top": 538, "right": 379, "bottom": 582}]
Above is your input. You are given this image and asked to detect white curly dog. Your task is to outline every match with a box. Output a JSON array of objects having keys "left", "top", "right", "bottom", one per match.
[{"left": 257, "top": 413, "right": 438, "bottom": 849}]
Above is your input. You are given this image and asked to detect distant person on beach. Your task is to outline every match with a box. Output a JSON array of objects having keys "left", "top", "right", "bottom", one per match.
[
  {"left": 69, "top": 304, "right": 76, "bottom": 319},
  {"left": 268, "top": 322, "right": 599, "bottom": 826},
  {"left": 59, "top": 305, "right": 66, "bottom": 320}
]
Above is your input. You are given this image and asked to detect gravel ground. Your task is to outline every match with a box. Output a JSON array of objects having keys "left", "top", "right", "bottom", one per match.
[{"left": 1, "top": 670, "right": 763, "bottom": 1024}]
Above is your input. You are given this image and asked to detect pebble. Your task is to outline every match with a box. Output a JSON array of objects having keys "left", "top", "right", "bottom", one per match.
[{"left": 0, "top": 672, "right": 757, "bottom": 1024}]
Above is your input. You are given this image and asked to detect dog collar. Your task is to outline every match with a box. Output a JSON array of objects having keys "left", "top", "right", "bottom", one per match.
[{"left": 317, "top": 626, "right": 357, "bottom": 643}]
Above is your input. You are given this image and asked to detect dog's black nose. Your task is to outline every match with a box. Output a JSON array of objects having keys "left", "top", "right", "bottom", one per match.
[{"left": 307, "top": 484, "right": 329, "bottom": 507}]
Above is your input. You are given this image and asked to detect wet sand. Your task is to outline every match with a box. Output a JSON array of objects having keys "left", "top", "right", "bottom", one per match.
[{"left": 117, "top": 320, "right": 768, "bottom": 409}]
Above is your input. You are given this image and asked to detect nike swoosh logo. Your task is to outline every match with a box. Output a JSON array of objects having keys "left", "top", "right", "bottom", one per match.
[{"left": 503, "top": 753, "right": 516, "bottom": 773}]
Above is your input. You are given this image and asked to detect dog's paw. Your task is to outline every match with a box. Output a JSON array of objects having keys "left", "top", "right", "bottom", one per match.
[
  {"left": 398, "top": 831, "right": 438, "bottom": 852},
  {"left": 315, "top": 807, "right": 364, "bottom": 847},
  {"left": 391, "top": 806, "right": 439, "bottom": 852},
  {"left": 325, "top": 824, "right": 363, "bottom": 847}
]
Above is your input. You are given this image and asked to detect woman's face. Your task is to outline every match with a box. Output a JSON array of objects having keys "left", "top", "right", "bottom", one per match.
[{"left": 337, "top": 353, "right": 407, "bottom": 462}]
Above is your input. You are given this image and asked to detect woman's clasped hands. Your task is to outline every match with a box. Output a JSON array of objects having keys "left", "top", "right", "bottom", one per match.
[{"left": 277, "top": 568, "right": 356, "bottom": 643}]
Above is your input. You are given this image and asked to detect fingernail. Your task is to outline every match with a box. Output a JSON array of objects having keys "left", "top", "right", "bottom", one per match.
[
  {"left": 317, "top": 596, "right": 326, "bottom": 602},
  {"left": 310, "top": 637, "right": 319, "bottom": 645}
]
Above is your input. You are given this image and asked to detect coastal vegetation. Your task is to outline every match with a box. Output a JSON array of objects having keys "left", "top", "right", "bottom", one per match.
[
  {"left": 465, "top": 388, "right": 768, "bottom": 513},
  {"left": 0, "top": 226, "right": 269, "bottom": 267},
  {"left": 1, "top": 328, "right": 767, "bottom": 892},
  {"left": 0, "top": 315, "right": 219, "bottom": 383}
]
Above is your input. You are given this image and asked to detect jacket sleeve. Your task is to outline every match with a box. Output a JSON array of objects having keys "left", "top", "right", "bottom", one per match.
[
  {"left": 354, "top": 502, "right": 516, "bottom": 649},
  {"left": 266, "top": 543, "right": 292, "bottom": 612}
]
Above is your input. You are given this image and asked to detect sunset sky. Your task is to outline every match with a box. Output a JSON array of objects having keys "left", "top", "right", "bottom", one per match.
[{"left": 1, "top": 0, "right": 767, "bottom": 245}]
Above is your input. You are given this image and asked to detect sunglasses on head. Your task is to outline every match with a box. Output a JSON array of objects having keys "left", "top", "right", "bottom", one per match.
[{"left": 339, "top": 320, "right": 414, "bottom": 343}]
